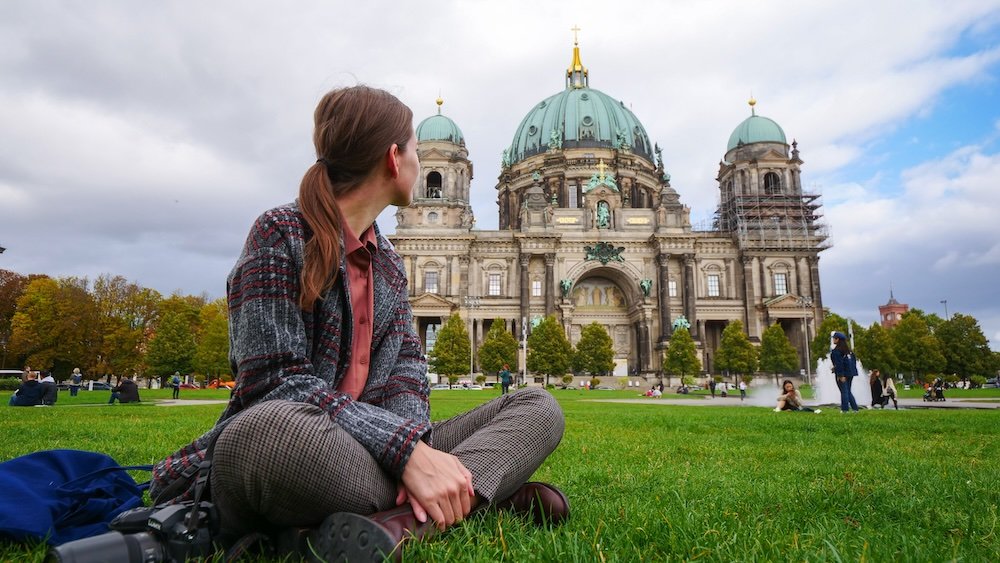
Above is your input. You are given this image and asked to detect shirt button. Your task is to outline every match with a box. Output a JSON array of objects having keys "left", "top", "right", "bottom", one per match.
[
  {"left": 360, "top": 316, "right": 367, "bottom": 325},
  {"left": 360, "top": 355, "right": 368, "bottom": 365}
]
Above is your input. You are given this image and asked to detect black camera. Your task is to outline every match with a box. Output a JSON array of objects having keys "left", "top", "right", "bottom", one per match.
[{"left": 47, "top": 501, "right": 220, "bottom": 563}]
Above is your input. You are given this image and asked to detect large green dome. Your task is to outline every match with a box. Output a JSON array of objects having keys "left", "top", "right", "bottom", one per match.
[
  {"left": 508, "top": 86, "right": 653, "bottom": 164},
  {"left": 417, "top": 108, "right": 465, "bottom": 145},
  {"left": 727, "top": 113, "right": 786, "bottom": 151}
]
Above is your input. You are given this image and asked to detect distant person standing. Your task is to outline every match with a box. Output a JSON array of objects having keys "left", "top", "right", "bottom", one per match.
[
  {"left": 499, "top": 364, "right": 512, "bottom": 395},
  {"left": 69, "top": 368, "right": 83, "bottom": 397},
  {"left": 709, "top": 378, "right": 717, "bottom": 398},
  {"left": 830, "top": 332, "right": 859, "bottom": 413},
  {"left": 171, "top": 372, "right": 181, "bottom": 399},
  {"left": 738, "top": 380, "right": 747, "bottom": 402}
]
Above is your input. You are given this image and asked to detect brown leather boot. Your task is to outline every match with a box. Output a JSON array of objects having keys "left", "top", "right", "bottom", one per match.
[
  {"left": 493, "top": 481, "right": 570, "bottom": 526},
  {"left": 304, "top": 505, "right": 434, "bottom": 562}
]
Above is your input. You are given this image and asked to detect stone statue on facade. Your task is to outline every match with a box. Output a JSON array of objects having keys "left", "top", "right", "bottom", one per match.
[
  {"left": 639, "top": 279, "right": 652, "bottom": 297},
  {"left": 560, "top": 279, "right": 573, "bottom": 298},
  {"left": 548, "top": 125, "right": 563, "bottom": 151},
  {"left": 596, "top": 201, "right": 610, "bottom": 228},
  {"left": 672, "top": 315, "right": 691, "bottom": 331}
]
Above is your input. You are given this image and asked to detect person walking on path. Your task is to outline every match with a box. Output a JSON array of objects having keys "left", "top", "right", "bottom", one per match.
[
  {"left": 882, "top": 372, "right": 899, "bottom": 410},
  {"left": 738, "top": 380, "right": 747, "bottom": 402},
  {"left": 69, "top": 368, "right": 82, "bottom": 397},
  {"left": 709, "top": 378, "right": 717, "bottom": 398},
  {"left": 869, "top": 369, "right": 885, "bottom": 409},
  {"left": 830, "top": 331, "right": 860, "bottom": 413},
  {"left": 171, "top": 372, "right": 181, "bottom": 399},
  {"left": 499, "top": 364, "right": 512, "bottom": 395},
  {"left": 149, "top": 86, "right": 567, "bottom": 562}
]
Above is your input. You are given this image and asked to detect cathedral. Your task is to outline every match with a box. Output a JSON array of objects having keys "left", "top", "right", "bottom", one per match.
[{"left": 390, "top": 38, "right": 829, "bottom": 381}]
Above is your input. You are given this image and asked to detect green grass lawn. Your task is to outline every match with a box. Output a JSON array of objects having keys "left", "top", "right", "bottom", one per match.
[{"left": 2, "top": 388, "right": 998, "bottom": 561}]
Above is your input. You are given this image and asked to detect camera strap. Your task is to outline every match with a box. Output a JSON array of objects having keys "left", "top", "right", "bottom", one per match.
[{"left": 183, "top": 437, "right": 216, "bottom": 531}]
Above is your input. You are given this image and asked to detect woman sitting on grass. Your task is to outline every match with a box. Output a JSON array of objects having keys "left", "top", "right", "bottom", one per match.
[{"left": 774, "top": 380, "right": 820, "bottom": 413}]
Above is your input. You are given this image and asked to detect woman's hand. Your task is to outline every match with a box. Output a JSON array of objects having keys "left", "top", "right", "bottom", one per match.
[{"left": 400, "top": 441, "right": 475, "bottom": 530}]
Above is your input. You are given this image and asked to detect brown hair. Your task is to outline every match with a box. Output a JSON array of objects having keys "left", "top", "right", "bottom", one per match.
[{"left": 298, "top": 86, "right": 413, "bottom": 309}]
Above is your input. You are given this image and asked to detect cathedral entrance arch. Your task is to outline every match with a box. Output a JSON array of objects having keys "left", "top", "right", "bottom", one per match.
[{"left": 563, "top": 269, "right": 639, "bottom": 377}]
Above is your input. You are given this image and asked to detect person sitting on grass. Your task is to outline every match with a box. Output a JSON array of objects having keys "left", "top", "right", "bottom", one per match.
[
  {"left": 108, "top": 375, "right": 141, "bottom": 404},
  {"left": 774, "top": 380, "right": 820, "bottom": 413},
  {"left": 9, "top": 371, "right": 44, "bottom": 407}
]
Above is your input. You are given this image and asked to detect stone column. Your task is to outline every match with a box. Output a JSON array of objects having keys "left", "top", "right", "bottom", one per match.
[
  {"left": 409, "top": 256, "right": 417, "bottom": 297},
  {"left": 809, "top": 256, "right": 823, "bottom": 318},
  {"left": 519, "top": 254, "right": 530, "bottom": 327},
  {"left": 459, "top": 256, "right": 470, "bottom": 298},
  {"left": 505, "top": 258, "right": 514, "bottom": 296},
  {"left": 683, "top": 254, "right": 698, "bottom": 340},
  {"left": 657, "top": 253, "right": 672, "bottom": 341},
  {"left": 638, "top": 319, "right": 650, "bottom": 371},
  {"left": 446, "top": 256, "right": 454, "bottom": 297},
  {"left": 742, "top": 256, "right": 757, "bottom": 340},
  {"left": 544, "top": 253, "right": 555, "bottom": 316}
]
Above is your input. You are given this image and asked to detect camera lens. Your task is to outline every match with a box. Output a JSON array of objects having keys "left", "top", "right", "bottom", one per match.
[{"left": 47, "top": 531, "right": 165, "bottom": 563}]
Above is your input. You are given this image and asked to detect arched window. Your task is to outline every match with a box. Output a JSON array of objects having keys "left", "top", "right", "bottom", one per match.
[
  {"left": 763, "top": 172, "right": 781, "bottom": 194},
  {"left": 426, "top": 171, "right": 443, "bottom": 198}
]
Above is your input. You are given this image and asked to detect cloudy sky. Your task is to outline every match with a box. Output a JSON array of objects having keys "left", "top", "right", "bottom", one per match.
[{"left": 2, "top": 0, "right": 1000, "bottom": 349}]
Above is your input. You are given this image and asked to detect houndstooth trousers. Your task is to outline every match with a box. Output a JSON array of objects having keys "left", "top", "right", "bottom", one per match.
[{"left": 210, "top": 387, "right": 564, "bottom": 534}]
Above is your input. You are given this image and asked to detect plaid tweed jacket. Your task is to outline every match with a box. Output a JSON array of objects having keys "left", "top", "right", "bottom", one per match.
[{"left": 149, "top": 202, "right": 431, "bottom": 501}]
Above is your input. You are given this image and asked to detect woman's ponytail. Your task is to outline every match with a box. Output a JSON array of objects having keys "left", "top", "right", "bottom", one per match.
[{"left": 299, "top": 162, "right": 342, "bottom": 310}]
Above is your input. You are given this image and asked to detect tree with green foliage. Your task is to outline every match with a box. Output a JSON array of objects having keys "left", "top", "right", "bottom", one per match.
[
  {"left": 93, "top": 274, "right": 162, "bottom": 378},
  {"left": 715, "top": 320, "right": 758, "bottom": 377},
  {"left": 812, "top": 312, "right": 848, "bottom": 365},
  {"left": 891, "top": 311, "right": 945, "bottom": 383},
  {"left": 853, "top": 322, "right": 899, "bottom": 376},
  {"left": 8, "top": 277, "right": 99, "bottom": 378},
  {"left": 663, "top": 327, "right": 699, "bottom": 384},
  {"left": 572, "top": 322, "right": 614, "bottom": 377},
  {"left": 759, "top": 323, "right": 798, "bottom": 383},
  {"left": 146, "top": 306, "right": 197, "bottom": 378},
  {"left": 527, "top": 315, "right": 572, "bottom": 386},
  {"left": 477, "top": 320, "right": 518, "bottom": 380},
  {"left": 936, "top": 313, "right": 992, "bottom": 379},
  {"left": 194, "top": 298, "right": 231, "bottom": 380},
  {"left": 428, "top": 314, "right": 470, "bottom": 379}
]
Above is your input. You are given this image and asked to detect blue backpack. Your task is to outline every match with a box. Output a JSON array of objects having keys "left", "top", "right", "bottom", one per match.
[{"left": 0, "top": 449, "right": 151, "bottom": 545}]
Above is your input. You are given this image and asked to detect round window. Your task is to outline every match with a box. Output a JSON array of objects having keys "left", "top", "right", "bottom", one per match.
[
  {"left": 539, "top": 101, "right": 547, "bottom": 108},
  {"left": 580, "top": 93, "right": 589, "bottom": 101},
  {"left": 581, "top": 116, "right": 593, "bottom": 126},
  {"left": 528, "top": 125, "right": 537, "bottom": 136}
]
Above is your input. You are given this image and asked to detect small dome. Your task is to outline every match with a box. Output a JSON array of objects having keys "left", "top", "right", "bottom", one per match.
[
  {"left": 727, "top": 114, "right": 786, "bottom": 151},
  {"left": 417, "top": 114, "right": 465, "bottom": 145}
]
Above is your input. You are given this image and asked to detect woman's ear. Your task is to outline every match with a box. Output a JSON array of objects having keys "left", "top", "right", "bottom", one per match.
[{"left": 387, "top": 144, "right": 401, "bottom": 178}]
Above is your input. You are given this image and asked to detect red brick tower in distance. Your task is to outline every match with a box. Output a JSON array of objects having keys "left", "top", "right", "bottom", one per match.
[{"left": 879, "top": 290, "right": 909, "bottom": 329}]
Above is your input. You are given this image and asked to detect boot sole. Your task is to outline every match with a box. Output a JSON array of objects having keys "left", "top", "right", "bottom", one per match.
[{"left": 306, "top": 512, "right": 398, "bottom": 562}]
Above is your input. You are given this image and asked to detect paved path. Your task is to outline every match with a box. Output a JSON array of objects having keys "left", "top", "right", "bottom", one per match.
[
  {"left": 154, "top": 399, "right": 229, "bottom": 407},
  {"left": 588, "top": 396, "right": 1000, "bottom": 410}
]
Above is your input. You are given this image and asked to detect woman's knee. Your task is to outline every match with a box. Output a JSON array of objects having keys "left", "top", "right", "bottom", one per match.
[{"left": 515, "top": 387, "right": 565, "bottom": 445}]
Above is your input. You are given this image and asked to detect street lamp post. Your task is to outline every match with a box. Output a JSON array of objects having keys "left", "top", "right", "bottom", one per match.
[
  {"left": 463, "top": 296, "right": 481, "bottom": 380},
  {"left": 796, "top": 297, "right": 814, "bottom": 387},
  {"left": 940, "top": 299, "right": 949, "bottom": 319}
]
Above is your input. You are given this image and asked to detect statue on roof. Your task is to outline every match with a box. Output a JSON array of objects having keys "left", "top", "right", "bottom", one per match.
[
  {"left": 501, "top": 148, "right": 510, "bottom": 168},
  {"left": 548, "top": 125, "right": 564, "bottom": 151},
  {"left": 596, "top": 201, "right": 610, "bottom": 228}
]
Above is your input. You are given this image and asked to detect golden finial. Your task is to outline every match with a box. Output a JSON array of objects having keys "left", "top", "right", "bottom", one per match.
[
  {"left": 566, "top": 25, "right": 588, "bottom": 89},
  {"left": 436, "top": 96, "right": 443, "bottom": 115},
  {"left": 748, "top": 95, "right": 756, "bottom": 116}
]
